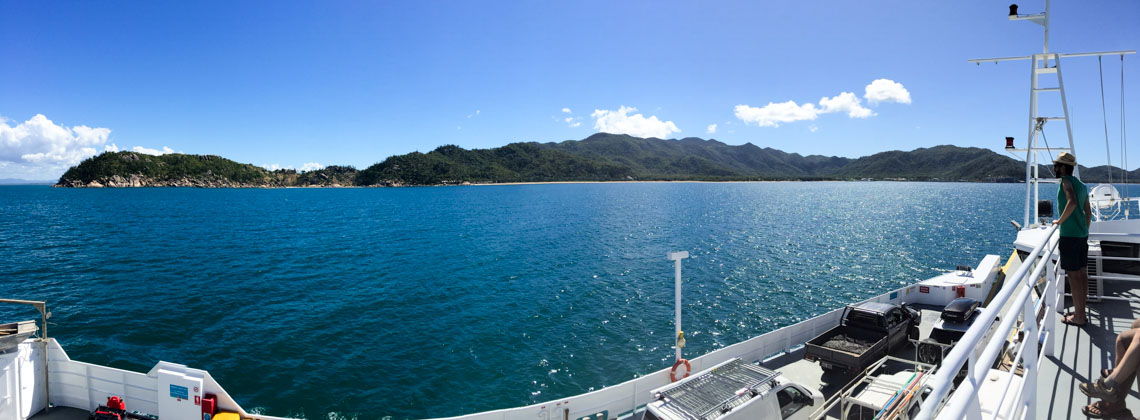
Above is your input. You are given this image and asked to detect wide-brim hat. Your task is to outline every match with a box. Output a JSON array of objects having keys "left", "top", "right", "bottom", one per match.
[{"left": 1054, "top": 152, "right": 1076, "bottom": 166}]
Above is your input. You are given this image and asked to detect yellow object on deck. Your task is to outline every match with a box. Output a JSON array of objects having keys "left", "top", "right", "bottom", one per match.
[
  {"left": 983, "top": 250, "right": 1023, "bottom": 307},
  {"left": 213, "top": 413, "right": 240, "bottom": 420}
]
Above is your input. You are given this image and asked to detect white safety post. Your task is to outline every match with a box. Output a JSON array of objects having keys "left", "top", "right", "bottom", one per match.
[{"left": 668, "top": 251, "right": 690, "bottom": 361}]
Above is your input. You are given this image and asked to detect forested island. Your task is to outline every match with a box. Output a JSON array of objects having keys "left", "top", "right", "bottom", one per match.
[{"left": 55, "top": 133, "right": 1138, "bottom": 187}]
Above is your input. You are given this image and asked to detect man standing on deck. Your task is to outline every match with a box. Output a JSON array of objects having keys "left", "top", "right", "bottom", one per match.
[{"left": 1053, "top": 152, "right": 1092, "bottom": 326}]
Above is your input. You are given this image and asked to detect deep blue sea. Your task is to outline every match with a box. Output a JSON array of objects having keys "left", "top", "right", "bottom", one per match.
[{"left": 3, "top": 182, "right": 1133, "bottom": 419}]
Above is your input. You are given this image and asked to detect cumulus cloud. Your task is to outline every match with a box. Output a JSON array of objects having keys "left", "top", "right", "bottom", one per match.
[
  {"left": 262, "top": 162, "right": 326, "bottom": 172},
  {"left": 564, "top": 117, "right": 581, "bottom": 128},
  {"left": 736, "top": 79, "right": 910, "bottom": 127},
  {"left": 819, "top": 92, "right": 874, "bottom": 118},
  {"left": 590, "top": 106, "right": 680, "bottom": 138},
  {"left": 131, "top": 146, "right": 175, "bottom": 156},
  {"left": 864, "top": 79, "right": 911, "bottom": 104},
  {"left": 734, "top": 101, "right": 820, "bottom": 127},
  {"left": 1, "top": 114, "right": 111, "bottom": 165},
  {"left": 0, "top": 114, "right": 116, "bottom": 178},
  {"left": 561, "top": 108, "right": 572, "bottom": 114},
  {"left": 706, "top": 124, "right": 717, "bottom": 134}
]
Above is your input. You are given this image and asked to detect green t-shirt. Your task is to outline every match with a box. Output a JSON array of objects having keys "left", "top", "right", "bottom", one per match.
[{"left": 1057, "top": 175, "right": 1089, "bottom": 238}]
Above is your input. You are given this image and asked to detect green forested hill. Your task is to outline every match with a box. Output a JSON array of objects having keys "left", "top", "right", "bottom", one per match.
[
  {"left": 57, "top": 152, "right": 359, "bottom": 187},
  {"left": 538, "top": 134, "right": 851, "bottom": 179},
  {"left": 57, "top": 134, "right": 1138, "bottom": 187},
  {"left": 828, "top": 145, "right": 1025, "bottom": 181},
  {"left": 355, "top": 143, "right": 633, "bottom": 185}
]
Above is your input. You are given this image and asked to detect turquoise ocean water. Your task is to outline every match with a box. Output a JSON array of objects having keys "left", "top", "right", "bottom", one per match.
[{"left": 2, "top": 182, "right": 1130, "bottom": 419}]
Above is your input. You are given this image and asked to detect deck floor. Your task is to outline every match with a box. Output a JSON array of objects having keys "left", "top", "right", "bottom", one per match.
[
  {"left": 28, "top": 407, "right": 88, "bottom": 420},
  {"left": 1038, "top": 280, "right": 1140, "bottom": 420}
]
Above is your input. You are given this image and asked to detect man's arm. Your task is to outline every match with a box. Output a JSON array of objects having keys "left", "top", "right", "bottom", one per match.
[{"left": 1054, "top": 177, "right": 1078, "bottom": 225}]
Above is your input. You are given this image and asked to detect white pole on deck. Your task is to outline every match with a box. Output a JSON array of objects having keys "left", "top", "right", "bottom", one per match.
[{"left": 668, "top": 251, "right": 689, "bottom": 361}]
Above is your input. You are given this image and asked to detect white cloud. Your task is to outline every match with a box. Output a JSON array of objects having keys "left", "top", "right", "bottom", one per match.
[
  {"left": 564, "top": 117, "right": 581, "bottom": 128},
  {"left": 706, "top": 124, "right": 717, "bottom": 134},
  {"left": 819, "top": 92, "right": 874, "bottom": 118},
  {"left": 561, "top": 108, "right": 572, "bottom": 114},
  {"left": 734, "top": 101, "right": 820, "bottom": 127},
  {"left": 735, "top": 85, "right": 888, "bottom": 127},
  {"left": 864, "top": 79, "right": 911, "bottom": 104},
  {"left": 809, "top": 125, "right": 819, "bottom": 133},
  {"left": 590, "top": 106, "right": 680, "bottom": 138},
  {"left": 0, "top": 114, "right": 113, "bottom": 178},
  {"left": 467, "top": 110, "right": 481, "bottom": 118},
  {"left": 262, "top": 162, "right": 325, "bottom": 172},
  {"left": 131, "top": 146, "right": 175, "bottom": 156},
  {"left": 1, "top": 114, "right": 110, "bottom": 165}
]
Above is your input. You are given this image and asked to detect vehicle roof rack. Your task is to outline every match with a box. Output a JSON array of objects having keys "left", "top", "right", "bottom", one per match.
[{"left": 654, "top": 359, "right": 780, "bottom": 420}]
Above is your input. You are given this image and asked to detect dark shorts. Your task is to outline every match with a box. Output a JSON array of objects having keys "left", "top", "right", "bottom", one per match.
[{"left": 1059, "top": 236, "right": 1089, "bottom": 271}]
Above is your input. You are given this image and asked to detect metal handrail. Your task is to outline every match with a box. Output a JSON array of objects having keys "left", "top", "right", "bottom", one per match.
[
  {"left": 915, "top": 225, "right": 1058, "bottom": 419},
  {"left": 954, "top": 234, "right": 1058, "bottom": 420},
  {"left": 0, "top": 298, "right": 48, "bottom": 339},
  {"left": 0, "top": 298, "right": 51, "bottom": 412}
]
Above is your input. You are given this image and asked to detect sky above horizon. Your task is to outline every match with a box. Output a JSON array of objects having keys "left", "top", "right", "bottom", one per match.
[{"left": 1, "top": 0, "right": 1138, "bottom": 179}]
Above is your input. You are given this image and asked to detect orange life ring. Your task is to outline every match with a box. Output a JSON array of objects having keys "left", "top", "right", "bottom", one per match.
[{"left": 670, "top": 359, "right": 691, "bottom": 382}]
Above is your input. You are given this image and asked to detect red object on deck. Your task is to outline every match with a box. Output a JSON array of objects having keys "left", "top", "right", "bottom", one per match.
[
  {"left": 956, "top": 285, "right": 966, "bottom": 298},
  {"left": 201, "top": 394, "right": 217, "bottom": 417},
  {"left": 107, "top": 396, "right": 125, "bottom": 411}
]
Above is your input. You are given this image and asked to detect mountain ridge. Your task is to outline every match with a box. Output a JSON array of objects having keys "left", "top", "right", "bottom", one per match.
[{"left": 54, "top": 134, "right": 1140, "bottom": 187}]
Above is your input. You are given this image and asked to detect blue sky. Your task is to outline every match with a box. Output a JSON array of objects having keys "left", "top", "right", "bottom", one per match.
[{"left": 1, "top": 0, "right": 1137, "bottom": 179}]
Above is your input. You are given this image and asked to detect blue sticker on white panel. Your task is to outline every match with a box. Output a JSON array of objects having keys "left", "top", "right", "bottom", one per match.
[{"left": 170, "top": 384, "right": 189, "bottom": 400}]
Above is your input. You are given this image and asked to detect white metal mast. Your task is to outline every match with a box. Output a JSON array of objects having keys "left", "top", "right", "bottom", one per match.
[{"left": 970, "top": 0, "right": 1134, "bottom": 229}]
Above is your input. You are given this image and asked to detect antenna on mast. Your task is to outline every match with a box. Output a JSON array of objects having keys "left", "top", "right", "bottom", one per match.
[{"left": 1008, "top": 2, "right": 1050, "bottom": 53}]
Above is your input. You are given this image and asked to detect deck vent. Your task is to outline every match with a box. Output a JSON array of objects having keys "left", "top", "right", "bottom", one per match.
[{"left": 1087, "top": 243, "right": 1103, "bottom": 303}]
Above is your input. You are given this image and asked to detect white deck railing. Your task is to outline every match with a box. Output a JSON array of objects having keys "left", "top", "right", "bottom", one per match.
[{"left": 916, "top": 224, "right": 1060, "bottom": 420}]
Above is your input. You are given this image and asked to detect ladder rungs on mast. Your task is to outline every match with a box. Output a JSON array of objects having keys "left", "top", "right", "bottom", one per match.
[
  {"left": 1037, "top": 116, "right": 1066, "bottom": 120},
  {"left": 1033, "top": 87, "right": 1060, "bottom": 92},
  {"left": 1034, "top": 67, "right": 1058, "bottom": 74}
]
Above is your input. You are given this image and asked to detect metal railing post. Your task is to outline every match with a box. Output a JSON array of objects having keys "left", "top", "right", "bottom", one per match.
[
  {"left": 1043, "top": 276, "right": 1056, "bottom": 357},
  {"left": 1021, "top": 291, "right": 1039, "bottom": 420},
  {"left": 964, "top": 394, "right": 983, "bottom": 420}
]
